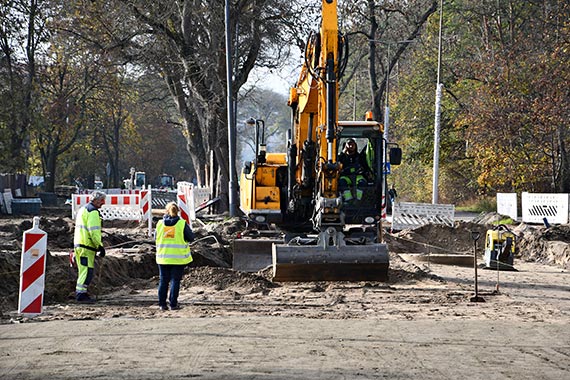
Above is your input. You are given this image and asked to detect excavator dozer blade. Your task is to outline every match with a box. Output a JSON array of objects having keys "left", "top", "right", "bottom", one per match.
[
  {"left": 272, "top": 243, "right": 389, "bottom": 282},
  {"left": 233, "top": 237, "right": 283, "bottom": 272}
]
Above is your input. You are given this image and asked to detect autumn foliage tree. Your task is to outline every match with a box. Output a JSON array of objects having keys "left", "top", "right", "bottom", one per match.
[{"left": 392, "top": 0, "right": 569, "bottom": 203}]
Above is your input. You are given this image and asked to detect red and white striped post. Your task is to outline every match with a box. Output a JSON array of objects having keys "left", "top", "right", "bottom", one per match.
[
  {"left": 177, "top": 182, "right": 192, "bottom": 225},
  {"left": 140, "top": 185, "right": 152, "bottom": 236},
  {"left": 18, "top": 216, "right": 48, "bottom": 316}
]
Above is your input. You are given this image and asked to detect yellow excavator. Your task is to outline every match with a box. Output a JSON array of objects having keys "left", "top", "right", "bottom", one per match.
[{"left": 235, "top": 0, "right": 402, "bottom": 281}]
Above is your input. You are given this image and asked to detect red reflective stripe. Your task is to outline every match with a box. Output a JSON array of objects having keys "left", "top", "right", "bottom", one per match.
[
  {"left": 21, "top": 255, "right": 45, "bottom": 291},
  {"left": 178, "top": 194, "right": 190, "bottom": 223},
  {"left": 21, "top": 294, "right": 42, "bottom": 314},
  {"left": 24, "top": 233, "right": 44, "bottom": 252}
]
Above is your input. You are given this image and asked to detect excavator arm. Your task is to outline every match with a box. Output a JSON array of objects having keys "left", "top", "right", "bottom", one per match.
[{"left": 288, "top": 0, "right": 348, "bottom": 232}]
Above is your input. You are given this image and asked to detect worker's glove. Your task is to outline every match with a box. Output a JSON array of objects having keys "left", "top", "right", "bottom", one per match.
[{"left": 97, "top": 246, "right": 106, "bottom": 258}]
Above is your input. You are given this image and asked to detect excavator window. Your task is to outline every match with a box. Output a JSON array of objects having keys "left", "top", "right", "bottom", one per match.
[{"left": 338, "top": 138, "right": 375, "bottom": 184}]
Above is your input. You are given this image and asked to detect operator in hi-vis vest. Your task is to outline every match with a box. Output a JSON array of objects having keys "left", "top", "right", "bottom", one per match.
[
  {"left": 73, "top": 190, "right": 107, "bottom": 303},
  {"left": 338, "top": 138, "right": 373, "bottom": 201},
  {"left": 155, "top": 201, "right": 195, "bottom": 310}
]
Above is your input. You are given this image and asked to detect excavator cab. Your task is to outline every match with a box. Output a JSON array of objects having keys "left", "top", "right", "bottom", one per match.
[{"left": 337, "top": 123, "right": 386, "bottom": 225}]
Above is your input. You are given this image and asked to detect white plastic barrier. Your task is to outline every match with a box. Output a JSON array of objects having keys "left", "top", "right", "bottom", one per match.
[
  {"left": 177, "top": 182, "right": 211, "bottom": 223},
  {"left": 18, "top": 217, "right": 47, "bottom": 316},
  {"left": 392, "top": 202, "right": 455, "bottom": 231},
  {"left": 497, "top": 193, "right": 518, "bottom": 220},
  {"left": 72, "top": 189, "right": 152, "bottom": 223},
  {"left": 521, "top": 192, "right": 569, "bottom": 224}
]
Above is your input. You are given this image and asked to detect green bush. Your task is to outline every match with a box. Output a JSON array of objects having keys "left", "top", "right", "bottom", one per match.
[{"left": 456, "top": 197, "right": 496, "bottom": 213}]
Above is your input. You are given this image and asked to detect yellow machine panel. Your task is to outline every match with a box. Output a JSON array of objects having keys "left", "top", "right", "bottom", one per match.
[
  {"left": 254, "top": 187, "right": 280, "bottom": 209},
  {"left": 255, "top": 166, "right": 278, "bottom": 186}
]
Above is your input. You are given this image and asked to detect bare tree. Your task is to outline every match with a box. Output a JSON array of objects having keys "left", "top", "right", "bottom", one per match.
[
  {"left": 0, "top": 0, "right": 51, "bottom": 171},
  {"left": 340, "top": 0, "right": 438, "bottom": 122},
  {"left": 67, "top": 0, "right": 300, "bottom": 211}
]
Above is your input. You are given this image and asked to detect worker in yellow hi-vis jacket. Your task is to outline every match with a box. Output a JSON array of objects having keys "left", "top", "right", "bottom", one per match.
[
  {"left": 155, "top": 202, "right": 195, "bottom": 311},
  {"left": 73, "top": 190, "right": 106, "bottom": 303}
]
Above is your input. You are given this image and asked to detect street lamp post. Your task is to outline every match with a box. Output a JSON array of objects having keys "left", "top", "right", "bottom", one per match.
[
  {"left": 432, "top": 0, "right": 444, "bottom": 204},
  {"left": 225, "top": 0, "right": 237, "bottom": 216}
]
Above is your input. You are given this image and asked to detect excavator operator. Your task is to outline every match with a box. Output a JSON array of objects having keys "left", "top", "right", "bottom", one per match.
[{"left": 338, "top": 138, "right": 373, "bottom": 202}]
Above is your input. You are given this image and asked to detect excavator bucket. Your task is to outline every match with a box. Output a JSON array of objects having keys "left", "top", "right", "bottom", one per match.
[
  {"left": 272, "top": 243, "right": 389, "bottom": 282},
  {"left": 232, "top": 229, "right": 285, "bottom": 272},
  {"left": 232, "top": 233, "right": 284, "bottom": 272}
]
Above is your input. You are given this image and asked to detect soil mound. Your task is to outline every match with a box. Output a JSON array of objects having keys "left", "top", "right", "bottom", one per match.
[
  {"left": 385, "top": 222, "right": 489, "bottom": 255},
  {"left": 516, "top": 224, "right": 570, "bottom": 268}
]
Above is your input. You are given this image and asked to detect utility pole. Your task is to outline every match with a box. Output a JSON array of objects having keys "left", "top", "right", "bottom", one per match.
[
  {"left": 384, "top": 45, "right": 390, "bottom": 142},
  {"left": 225, "top": 0, "right": 237, "bottom": 216},
  {"left": 432, "top": 0, "right": 444, "bottom": 204}
]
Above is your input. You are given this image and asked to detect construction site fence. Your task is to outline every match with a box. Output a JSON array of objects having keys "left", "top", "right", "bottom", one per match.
[
  {"left": 498, "top": 192, "right": 569, "bottom": 224},
  {"left": 391, "top": 202, "right": 455, "bottom": 231},
  {"left": 391, "top": 193, "right": 569, "bottom": 231},
  {"left": 176, "top": 182, "right": 211, "bottom": 223},
  {"left": 74, "top": 188, "right": 176, "bottom": 209}
]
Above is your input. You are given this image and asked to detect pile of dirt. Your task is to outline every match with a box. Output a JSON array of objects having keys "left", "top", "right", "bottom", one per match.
[
  {"left": 386, "top": 216, "right": 570, "bottom": 270},
  {"left": 182, "top": 267, "right": 278, "bottom": 294},
  {"left": 385, "top": 222, "right": 489, "bottom": 255},
  {"left": 515, "top": 224, "right": 570, "bottom": 268}
]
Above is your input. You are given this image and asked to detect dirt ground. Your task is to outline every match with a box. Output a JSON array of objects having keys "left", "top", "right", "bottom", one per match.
[{"left": 0, "top": 209, "right": 569, "bottom": 379}]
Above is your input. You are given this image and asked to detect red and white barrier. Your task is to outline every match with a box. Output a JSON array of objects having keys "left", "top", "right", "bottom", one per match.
[
  {"left": 177, "top": 182, "right": 211, "bottom": 223},
  {"left": 72, "top": 192, "right": 148, "bottom": 221},
  {"left": 140, "top": 188, "right": 152, "bottom": 236},
  {"left": 18, "top": 217, "right": 47, "bottom": 316},
  {"left": 71, "top": 188, "right": 153, "bottom": 236},
  {"left": 177, "top": 182, "right": 193, "bottom": 224}
]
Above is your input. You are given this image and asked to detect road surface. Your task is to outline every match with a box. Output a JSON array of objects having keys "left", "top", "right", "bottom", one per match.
[{"left": 1, "top": 317, "right": 569, "bottom": 380}]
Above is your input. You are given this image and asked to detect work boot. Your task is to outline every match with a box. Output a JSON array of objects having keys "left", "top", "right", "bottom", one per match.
[
  {"left": 170, "top": 304, "right": 182, "bottom": 310},
  {"left": 76, "top": 294, "right": 96, "bottom": 304},
  {"left": 159, "top": 305, "right": 168, "bottom": 311}
]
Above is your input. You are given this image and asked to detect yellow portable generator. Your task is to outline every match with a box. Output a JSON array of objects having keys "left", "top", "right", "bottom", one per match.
[{"left": 484, "top": 224, "right": 517, "bottom": 271}]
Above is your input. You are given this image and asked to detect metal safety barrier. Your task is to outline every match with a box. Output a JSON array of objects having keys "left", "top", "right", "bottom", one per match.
[{"left": 391, "top": 202, "right": 455, "bottom": 231}]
